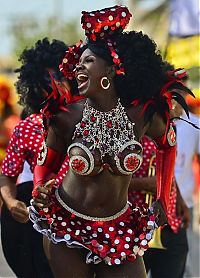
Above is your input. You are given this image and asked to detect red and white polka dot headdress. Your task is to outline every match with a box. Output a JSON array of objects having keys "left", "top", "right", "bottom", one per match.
[{"left": 60, "top": 5, "right": 132, "bottom": 79}]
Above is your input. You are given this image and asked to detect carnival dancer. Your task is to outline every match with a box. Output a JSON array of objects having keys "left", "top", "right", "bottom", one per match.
[
  {"left": 0, "top": 38, "right": 70, "bottom": 278},
  {"left": 30, "top": 6, "right": 194, "bottom": 278}
]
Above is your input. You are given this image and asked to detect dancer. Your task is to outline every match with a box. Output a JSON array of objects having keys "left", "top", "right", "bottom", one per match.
[
  {"left": 0, "top": 37, "right": 69, "bottom": 278},
  {"left": 31, "top": 6, "right": 194, "bottom": 278}
]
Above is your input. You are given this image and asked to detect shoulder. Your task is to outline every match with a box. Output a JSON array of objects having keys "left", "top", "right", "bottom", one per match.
[
  {"left": 51, "top": 100, "right": 85, "bottom": 129},
  {"left": 126, "top": 105, "right": 147, "bottom": 139},
  {"left": 17, "top": 113, "right": 43, "bottom": 128},
  {"left": 11, "top": 117, "right": 31, "bottom": 134},
  {"left": 144, "top": 112, "right": 166, "bottom": 140}
]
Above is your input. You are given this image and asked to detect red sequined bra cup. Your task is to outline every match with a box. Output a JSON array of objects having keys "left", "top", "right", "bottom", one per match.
[{"left": 67, "top": 100, "right": 143, "bottom": 176}]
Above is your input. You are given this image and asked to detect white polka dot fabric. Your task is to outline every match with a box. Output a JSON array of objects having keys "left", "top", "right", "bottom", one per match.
[{"left": 1, "top": 114, "right": 44, "bottom": 177}]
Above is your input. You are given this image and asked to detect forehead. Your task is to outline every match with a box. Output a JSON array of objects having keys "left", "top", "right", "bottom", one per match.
[
  {"left": 80, "top": 48, "right": 95, "bottom": 59},
  {"left": 80, "top": 48, "right": 110, "bottom": 68}
]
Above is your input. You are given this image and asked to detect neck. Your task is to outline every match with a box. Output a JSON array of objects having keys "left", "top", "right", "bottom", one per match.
[{"left": 87, "top": 89, "right": 118, "bottom": 112}]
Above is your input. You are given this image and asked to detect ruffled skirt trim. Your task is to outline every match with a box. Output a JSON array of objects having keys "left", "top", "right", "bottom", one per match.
[{"left": 29, "top": 186, "right": 157, "bottom": 265}]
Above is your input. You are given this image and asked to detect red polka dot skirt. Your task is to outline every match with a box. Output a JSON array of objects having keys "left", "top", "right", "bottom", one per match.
[{"left": 29, "top": 185, "right": 157, "bottom": 266}]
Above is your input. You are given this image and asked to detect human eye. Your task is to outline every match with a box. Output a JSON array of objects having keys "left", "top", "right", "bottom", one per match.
[{"left": 85, "top": 56, "right": 94, "bottom": 63}]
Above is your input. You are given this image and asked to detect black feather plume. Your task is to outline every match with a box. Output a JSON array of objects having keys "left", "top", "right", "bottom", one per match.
[{"left": 172, "top": 92, "right": 190, "bottom": 118}]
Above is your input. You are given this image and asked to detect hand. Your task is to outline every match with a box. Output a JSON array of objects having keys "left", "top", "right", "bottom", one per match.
[
  {"left": 32, "top": 179, "right": 55, "bottom": 209},
  {"left": 8, "top": 200, "right": 29, "bottom": 223},
  {"left": 151, "top": 200, "right": 168, "bottom": 227}
]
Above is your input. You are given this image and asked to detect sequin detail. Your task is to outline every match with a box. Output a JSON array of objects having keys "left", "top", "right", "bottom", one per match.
[{"left": 68, "top": 100, "right": 143, "bottom": 176}]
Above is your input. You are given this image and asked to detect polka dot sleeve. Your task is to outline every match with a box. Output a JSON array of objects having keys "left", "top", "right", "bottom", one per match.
[
  {"left": 133, "top": 136, "right": 156, "bottom": 178},
  {"left": 1, "top": 122, "right": 27, "bottom": 176},
  {"left": 1, "top": 115, "right": 43, "bottom": 177}
]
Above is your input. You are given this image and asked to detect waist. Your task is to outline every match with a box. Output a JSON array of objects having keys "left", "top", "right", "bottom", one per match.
[{"left": 55, "top": 187, "right": 129, "bottom": 221}]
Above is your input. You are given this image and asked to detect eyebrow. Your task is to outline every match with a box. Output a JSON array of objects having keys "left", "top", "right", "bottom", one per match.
[{"left": 80, "top": 55, "right": 95, "bottom": 63}]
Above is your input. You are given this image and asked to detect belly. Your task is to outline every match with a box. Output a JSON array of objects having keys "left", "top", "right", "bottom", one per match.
[{"left": 60, "top": 170, "right": 131, "bottom": 217}]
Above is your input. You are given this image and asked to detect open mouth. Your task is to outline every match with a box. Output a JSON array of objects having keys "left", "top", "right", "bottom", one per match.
[{"left": 76, "top": 73, "right": 89, "bottom": 90}]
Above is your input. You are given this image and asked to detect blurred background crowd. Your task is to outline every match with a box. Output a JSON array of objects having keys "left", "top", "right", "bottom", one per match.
[{"left": 0, "top": 0, "right": 199, "bottom": 277}]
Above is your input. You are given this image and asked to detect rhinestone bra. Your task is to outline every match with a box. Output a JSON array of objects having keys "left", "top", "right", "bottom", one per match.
[{"left": 67, "top": 99, "right": 143, "bottom": 175}]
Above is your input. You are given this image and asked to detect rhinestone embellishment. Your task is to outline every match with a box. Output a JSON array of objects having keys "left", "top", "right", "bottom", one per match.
[{"left": 73, "top": 99, "right": 136, "bottom": 160}]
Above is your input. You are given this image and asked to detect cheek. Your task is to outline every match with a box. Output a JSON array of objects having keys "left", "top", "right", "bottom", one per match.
[{"left": 89, "top": 74, "right": 103, "bottom": 90}]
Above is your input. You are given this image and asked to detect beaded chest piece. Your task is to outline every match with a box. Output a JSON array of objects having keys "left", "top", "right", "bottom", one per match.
[{"left": 67, "top": 99, "right": 143, "bottom": 175}]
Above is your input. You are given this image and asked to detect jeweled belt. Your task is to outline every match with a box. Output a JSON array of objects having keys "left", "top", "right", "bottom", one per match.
[{"left": 55, "top": 188, "right": 129, "bottom": 221}]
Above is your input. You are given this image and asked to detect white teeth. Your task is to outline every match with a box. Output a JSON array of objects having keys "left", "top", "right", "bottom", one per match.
[{"left": 77, "top": 74, "right": 88, "bottom": 81}]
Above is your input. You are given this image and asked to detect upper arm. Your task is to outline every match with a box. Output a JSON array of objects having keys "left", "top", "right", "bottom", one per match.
[
  {"left": 0, "top": 174, "right": 17, "bottom": 188},
  {"left": 145, "top": 113, "right": 166, "bottom": 140},
  {"left": 46, "top": 126, "right": 66, "bottom": 154},
  {"left": 1, "top": 122, "right": 27, "bottom": 177},
  {"left": 46, "top": 111, "right": 72, "bottom": 155}
]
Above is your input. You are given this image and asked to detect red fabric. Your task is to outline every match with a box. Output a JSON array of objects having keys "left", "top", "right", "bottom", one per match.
[
  {"left": 154, "top": 125, "right": 177, "bottom": 213},
  {"left": 33, "top": 147, "right": 64, "bottom": 188},
  {"left": 56, "top": 156, "right": 69, "bottom": 185},
  {"left": 1, "top": 113, "right": 68, "bottom": 186},
  {"left": 156, "top": 146, "right": 176, "bottom": 214},
  {"left": 33, "top": 165, "right": 56, "bottom": 188},
  {"left": 41, "top": 147, "right": 64, "bottom": 171},
  {"left": 81, "top": 6, "right": 132, "bottom": 41},
  {"left": 30, "top": 185, "right": 156, "bottom": 266},
  {"left": 1, "top": 114, "right": 43, "bottom": 177}
]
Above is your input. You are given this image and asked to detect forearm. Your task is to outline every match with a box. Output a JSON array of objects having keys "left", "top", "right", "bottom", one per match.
[
  {"left": 129, "top": 176, "right": 156, "bottom": 194},
  {"left": 154, "top": 125, "right": 177, "bottom": 213},
  {"left": 34, "top": 144, "right": 65, "bottom": 187},
  {"left": 34, "top": 122, "right": 67, "bottom": 188},
  {"left": 146, "top": 115, "right": 177, "bottom": 214},
  {"left": 0, "top": 174, "right": 17, "bottom": 209}
]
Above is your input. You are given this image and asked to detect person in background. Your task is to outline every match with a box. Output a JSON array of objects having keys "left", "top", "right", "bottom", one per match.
[
  {"left": 0, "top": 75, "right": 19, "bottom": 169},
  {"left": 0, "top": 37, "right": 69, "bottom": 278},
  {"left": 174, "top": 95, "right": 200, "bottom": 278},
  {"left": 129, "top": 134, "right": 190, "bottom": 278}
]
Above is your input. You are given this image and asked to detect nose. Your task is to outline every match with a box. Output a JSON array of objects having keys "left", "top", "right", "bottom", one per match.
[{"left": 75, "top": 63, "right": 84, "bottom": 71}]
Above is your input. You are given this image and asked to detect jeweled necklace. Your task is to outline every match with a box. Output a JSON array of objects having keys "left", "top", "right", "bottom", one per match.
[{"left": 73, "top": 99, "right": 136, "bottom": 158}]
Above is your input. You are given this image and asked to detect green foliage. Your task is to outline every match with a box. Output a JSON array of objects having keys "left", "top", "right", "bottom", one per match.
[{"left": 9, "top": 15, "right": 83, "bottom": 65}]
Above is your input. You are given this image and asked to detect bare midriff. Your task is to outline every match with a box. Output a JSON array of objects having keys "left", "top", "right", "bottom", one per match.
[{"left": 59, "top": 169, "right": 132, "bottom": 218}]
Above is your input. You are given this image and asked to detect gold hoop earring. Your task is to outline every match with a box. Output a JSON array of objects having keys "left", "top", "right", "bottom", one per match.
[{"left": 100, "top": 77, "right": 110, "bottom": 90}]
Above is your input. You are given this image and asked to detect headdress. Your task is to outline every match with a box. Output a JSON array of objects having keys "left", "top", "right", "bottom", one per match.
[
  {"left": 41, "top": 72, "right": 84, "bottom": 138},
  {"left": 60, "top": 5, "right": 132, "bottom": 79}
]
